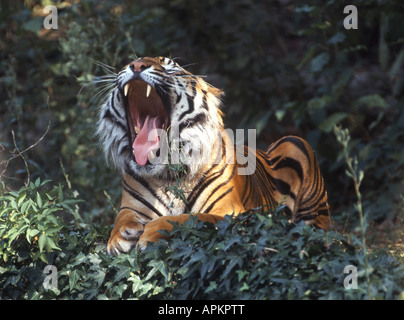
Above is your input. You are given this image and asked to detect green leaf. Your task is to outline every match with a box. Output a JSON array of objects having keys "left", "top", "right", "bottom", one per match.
[
  {"left": 240, "top": 282, "right": 250, "bottom": 292},
  {"left": 20, "top": 200, "right": 32, "bottom": 215},
  {"left": 26, "top": 228, "right": 40, "bottom": 244},
  {"left": 7, "top": 229, "right": 20, "bottom": 245},
  {"left": 34, "top": 178, "right": 41, "bottom": 188},
  {"left": 69, "top": 270, "right": 80, "bottom": 292},
  {"left": 39, "top": 252, "right": 48, "bottom": 263},
  {"left": 236, "top": 269, "right": 249, "bottom": 282},
  {"left": 21, "top": 17, "right": 43, "bottom": 34},
  {"left": 45, "top": 237, "right": 61, "bottom": 251},
  {"left": 57, "top": 184, "right": 64, "bottom": 202},
  {"left": 319, "top": 113, "right": 348, "bottom": 132},
  {"left": 36, "top": 192, "right": 43, "bottom": 208},
  {"left": 205, "top": 281, "right": 218, "bottom": 293},
  {"left": 38, "top": 233, "right": 47, "bottom": 252},
  {"left": 17, "top": 193, "right": 27, "bottom": 207},
  {"left": 327, "top": 32, "right": 346, "bottom": 45},
  {"left": 145, "top": 260, "right": 169, "bottom": 281},
  {"left": 357, "top": 94, "right": 387, "bottom": 109},
  {"left": 129, "top": 274, "right": 143, "bottom": 293},
  {"left": 310, "top": 52, "right": 330, "bottom": 73}
]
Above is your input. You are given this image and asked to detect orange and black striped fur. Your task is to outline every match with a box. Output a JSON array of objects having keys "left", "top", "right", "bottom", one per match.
[{"left": 97, "top": 57, "right": 330, "bottom": 254}]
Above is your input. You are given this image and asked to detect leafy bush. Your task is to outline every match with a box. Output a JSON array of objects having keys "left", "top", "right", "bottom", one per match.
[
  {"left": 1, "top": 180, "right": 403, "bottom": 299},
  {"left": 0, "top": 179, "right": 80, "bottom": 264}
]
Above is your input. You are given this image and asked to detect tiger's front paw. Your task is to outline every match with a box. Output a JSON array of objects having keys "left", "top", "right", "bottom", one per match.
[
  {"left": 136, "top": 216, "right": 177, "bottom": 251},
  {"left": 107, "top": 220, "right": 144, "bottom": 255}
]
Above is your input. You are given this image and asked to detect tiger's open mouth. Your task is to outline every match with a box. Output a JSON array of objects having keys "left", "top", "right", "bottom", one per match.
[{"left": 122, "top": 80, "right": 169, "bottom": 165}]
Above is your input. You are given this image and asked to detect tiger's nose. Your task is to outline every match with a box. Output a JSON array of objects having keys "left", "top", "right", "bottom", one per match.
[{"left": 129, "top": 61, "right": 150, "bottom": 73}]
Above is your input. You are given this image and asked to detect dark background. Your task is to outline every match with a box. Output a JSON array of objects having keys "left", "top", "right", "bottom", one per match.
[{"left": 1, "top": 0, "right": 404, "bottom": 230}]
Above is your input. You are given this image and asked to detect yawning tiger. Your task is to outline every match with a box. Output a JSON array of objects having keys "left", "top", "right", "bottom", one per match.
[{"left": 97, "top": 56, "right": 330, "bottom": 255}]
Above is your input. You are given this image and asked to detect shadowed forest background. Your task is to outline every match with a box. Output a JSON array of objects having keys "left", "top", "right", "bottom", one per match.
[{"left": 1, "top": 0, "right": 404, "bottom": 299}]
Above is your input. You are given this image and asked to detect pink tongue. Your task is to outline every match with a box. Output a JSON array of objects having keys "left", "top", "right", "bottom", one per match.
[{"left": 133, "top": 115, "right": 161, "bottom": 165}]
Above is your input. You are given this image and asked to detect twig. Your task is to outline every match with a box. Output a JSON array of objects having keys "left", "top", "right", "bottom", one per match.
[
  {"left": 0, "top": 121, "right": 51, "bottom": 186},
  {"left": 334, "top": 125, "right": 371, "bottom": 299},
  {"left": 11, "top": 130, "right": 30, "bottom": 186}
]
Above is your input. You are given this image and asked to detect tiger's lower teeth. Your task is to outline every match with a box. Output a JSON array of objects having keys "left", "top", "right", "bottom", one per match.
[{"left": 135, "top": 126, "right": 140, "bottom": 134}]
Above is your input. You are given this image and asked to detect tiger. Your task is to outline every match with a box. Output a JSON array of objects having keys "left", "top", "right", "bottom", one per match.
[{"left": 97, "top": 56, "right": 330, "bottom": 255}]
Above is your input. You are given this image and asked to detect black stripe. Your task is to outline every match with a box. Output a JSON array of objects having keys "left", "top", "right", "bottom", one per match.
[
  {"left": 109, "top": 90, "right": 125, "bottom": 121},
  {"left": 241, "top": 175, "right": 251, "bottom": 204},
  {"left": 203, "top": 186, "right": 234, "bottom": 213},
  {"left": 263, "top": 155, "right": 280, "bottom": 167},
  {"left": 272, "top": 178, "right": 296, "bottom": 201},
  {"left": 150, "top": 70, "right": 164, "bottom": 77},
  {"left": 317, "top": 207, "right": 330, "bottom": 216},
  {"left": 268, "top": 136, "right": 310, "bottom": 161},
  {"left": 178, "top": 113, "right": 207, "bottom": 132},
  {"left": 201, "top": 90, "right": 209, "bottom": 110},
  {"left": 186, "top": 137, "right": 227, "bottom": 209},
  {"left": 298, "top": 214, "right": 318, "bottom": 221},
  {"left": 272, "top": 157, "right": 304, "bottom": 182},
  {"left": 122, "top": 180, "right": 163, "bottom": 217},
  {"left": 283, "top": 206, "right": 292, "bottom": 218},
  {"left": 178, "top": 80, "right": 197, "bottom": 121},
  {"left": 103, "top": 109, "right": 127, "bottom": 131},
  {"left": 119, "top": 206, "right": 153, "bottom": 221},
  {"left": 178, "top": 94, "right": 195, "bottom": 121},
  {"left": 186, "top": 164, "right": 226, "bottom": 211},
  {"left": 118, "top": 144, "right": 131, "bottom": 156},
  {"left": 124, "top": 165, "right": 171, "bottom": 211},
  {"left": 300, "top": 167, "right": 325, "bottom": 207},
  {"left": 200, "top": 162, "right": 237, "bottom": 212}
]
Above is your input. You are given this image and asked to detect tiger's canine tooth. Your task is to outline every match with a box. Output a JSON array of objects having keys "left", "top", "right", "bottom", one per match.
[
  {"left": 124, "top": 83, "right": 130, "bottom": 96},
  {"left": 135, "top": 126, "right": 140, "bottom": 134},
  {"left": 146, "top": 84, "right": 151, "bottom": 98},
  {"left": 148, "top": 150, "right": 156, "bottom": 161}
]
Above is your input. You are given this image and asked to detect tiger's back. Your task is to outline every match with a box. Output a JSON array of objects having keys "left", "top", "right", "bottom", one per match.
[{"left": 189, "top": 133, "right": 330, "bottom": 229}]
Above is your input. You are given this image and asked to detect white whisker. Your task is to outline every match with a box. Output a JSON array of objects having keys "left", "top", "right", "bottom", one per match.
[{"left": 91, "top": 59, "right": 117, "bottom": 73}]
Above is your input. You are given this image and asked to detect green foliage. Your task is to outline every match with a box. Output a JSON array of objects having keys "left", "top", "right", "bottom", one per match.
[
  {"left": 0, "top": 179, "right": 80, "bottom": 264},
  {"left": 1, "top": 183, "right": 403, "bottom": 299}
]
